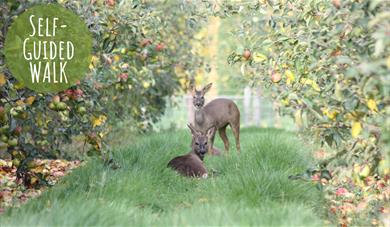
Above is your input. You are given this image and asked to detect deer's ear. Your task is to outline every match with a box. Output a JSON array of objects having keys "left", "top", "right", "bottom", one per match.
[
  {"left": 187, "top": 124, "right": 199, "bottom": 136},
  {"left": 202, "top": 83, "right": 212, "bottom": 95},
  {"left": 206, "top": 126, "right": 216, "bottom": 138},
  {"left": 189, "top": 84, "right": 196, "bottom": 96}
]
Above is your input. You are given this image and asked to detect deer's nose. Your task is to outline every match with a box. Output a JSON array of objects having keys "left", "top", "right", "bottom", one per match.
[{"left": 199, "top": 146, "right": 207, "bottom": 154}]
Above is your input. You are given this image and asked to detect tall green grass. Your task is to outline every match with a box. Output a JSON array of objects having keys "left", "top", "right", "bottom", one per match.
[{"left": 1, "top": 128, "right": 324, "bottom": 226}]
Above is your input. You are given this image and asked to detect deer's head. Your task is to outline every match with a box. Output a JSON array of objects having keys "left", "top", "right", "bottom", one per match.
[
  {"left": 188, "top": 124, "right": 215, "bottom": 160},
  {"left": 191, "top": 83, "right": 212, "bottom": 109}
]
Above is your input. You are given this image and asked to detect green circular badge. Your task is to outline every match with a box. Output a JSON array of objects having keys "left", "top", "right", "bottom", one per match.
[{"left": 4, "top": 4, "right": 92, "bottom": 93}]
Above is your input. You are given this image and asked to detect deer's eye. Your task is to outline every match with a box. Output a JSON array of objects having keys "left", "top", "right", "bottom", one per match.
[
  {"left": 195, "top": 142, "right": 199, "bottom": 146},
  {"left": 201, "top": 97, "right": 204, "bottom": 100},
  {"left": 205, "top": 142, "right": 208, "bottom": 145}
]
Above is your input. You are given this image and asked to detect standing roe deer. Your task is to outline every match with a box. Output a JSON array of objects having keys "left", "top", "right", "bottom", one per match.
[
  {"left": 167, "top": 124, "right": 215, "bottom": 178},
  {"left": 191, "top": 83, "right": 240, "bottom": 154}
]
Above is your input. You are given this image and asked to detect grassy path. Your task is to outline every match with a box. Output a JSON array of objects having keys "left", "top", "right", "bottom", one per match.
[{"left": 1, "top": 128, "right": 323, "bottom": 226}]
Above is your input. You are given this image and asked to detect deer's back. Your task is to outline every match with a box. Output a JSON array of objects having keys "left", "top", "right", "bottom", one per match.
[
  {"left": 167, "top": 153, "right": 207, "bottom": 177},
  {"left": 202, "top": 98, "right": 240, "bottom": 127}
]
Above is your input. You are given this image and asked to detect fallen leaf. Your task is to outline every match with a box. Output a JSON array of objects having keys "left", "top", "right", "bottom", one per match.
[{"left": 0, "top": 73, "right": 6, "bottom": 86}]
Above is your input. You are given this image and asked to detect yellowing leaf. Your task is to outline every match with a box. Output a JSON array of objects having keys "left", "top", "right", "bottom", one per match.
[
  {"left": 14, "top": 82, "right": 25, "bottom": 89},
  {"left": 25, "top": 96, "right": 36, "bottom": 105},
  {"left": 367, "top": 99, "right": 378, "bottom": 112},
  {"left": 328, "top": 110, "right": 338, "bottom": 120},
  {"left": 98, "top": 132, "right": 106, "bottom": 139},
  {"left": 351, "top": 121, "right": 362, "bottom": 138},
  {"left": 285, "top": 70, "right": 295, "bottom": 85},
  {"left": 300, "top": 78, "right": 321, "bottom": 92},
  {"left": 322, "top": 108, "right": 338, "bottom": 120},
  {"left": 90, "top": 55, "right": 99, "bottom": 70},
  {"left": 0, "top": 73, "right": 6, "bottom": 86},
  {"left": 113, "top": 55, "right": 121, "bottom": 62},
  {"left": 0, "top": 159, "right": 12, "bottom": 167},
  {"left": 31, "top": 164, "right": 46, "bottom": 174},
  {"left": 91, "top": 55, "right": 99, "bottom": 63},
  {"left": 345, "top": 112, "right": 356, "bottom": 121},
  {"left": 179, "top": 78, "right": 186, "bottom": 87},
  {"left": 300, "top": 78, "right": 313, "bottom": 85},
  {"left": 16, "top": 100, "right": 25, "bottom": 106},
  {"left": 253, "top": 53, "right": 267, "bottom": 63},
  {"left": 92, "top": 115, "right": 107, "bottom": 128},
  {"left": 30, "top": 177, "right": 38, "bottom": 185},
  {"left": 311, "top": 83, "right": 321, "bottom": 92},
  {"left": 281, "top": 98, "right": 289, "bottom": 106}
]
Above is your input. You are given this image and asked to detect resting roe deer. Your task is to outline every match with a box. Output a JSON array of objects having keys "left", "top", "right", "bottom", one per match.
[
  {"left": 167, "top": 124, "right": 215, "bottom": 178},
  {"left": 191, "top": 83, "right": 240, "bottom": 154}
]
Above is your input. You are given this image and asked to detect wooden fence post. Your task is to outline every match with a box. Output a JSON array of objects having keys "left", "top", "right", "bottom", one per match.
[
  {"left": 252, "top": 87, "right": 261, "bottom": 126},
  {"left": 243, "top": 86, "right": 252, "bottom": 126}
]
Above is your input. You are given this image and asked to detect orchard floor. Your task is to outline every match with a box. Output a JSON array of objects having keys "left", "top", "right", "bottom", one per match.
[{"left": 0, "top": 128, "right": 325, "bottom": 226}]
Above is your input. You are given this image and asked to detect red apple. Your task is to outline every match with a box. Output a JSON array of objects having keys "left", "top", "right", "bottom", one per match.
[
  {"left": 73, "top": 89, "right": 84, "bottom": 98},
  {"left": 62, "top": 96, "right": 69, "bottom": 102},
  {"left": 119, "top": 73, "right": 128, "bottom": 81},
  {"left": 332, "top": 0, "right": 340, "bottom": 9},
  {"left": 243, "top": 49, "right": 251, "bottom": 60},
  {"left": 52, "top": 95, "right": 60, "bottom": 103},
  {"left": 335, "top": 187, "right": 348, "bottom": 197},
  {"left": 155, "top": 43, "right": 165, "bottom": 51},
  {"left": 311, "top": 174, "right": 320, "bottom": 181},
  {"left": 271, "top": 72, "right": 282, "bottom": 83},
  {"left": 13, "top": 126, "right": 22, "bottom": 136},
  {"left": 141, "top": 39, "right": 152, "bottom": 47},
  {"left": 64, "top": 89, "right": 74, "bottom": 97},
  {"left": 105, "top": 0, "right": 115, "bottom": 7}
]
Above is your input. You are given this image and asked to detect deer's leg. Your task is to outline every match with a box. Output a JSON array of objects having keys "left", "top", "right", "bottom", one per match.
[
  {"left": 218, "top": 125, "right": 229, "bottom": 153},
  {"left": 231, "top": 122, "right": 240, "bottom": 153},
  {"left": 209, "top": 129, "right": 218, "bottom": 155}
]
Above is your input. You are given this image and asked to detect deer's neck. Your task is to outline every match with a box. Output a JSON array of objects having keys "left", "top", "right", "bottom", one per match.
[{"left": 194, "top": 108, "right": 205, "bottom": 124}]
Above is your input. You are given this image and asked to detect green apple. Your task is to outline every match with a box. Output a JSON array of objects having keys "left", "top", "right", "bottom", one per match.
[
  {"left": 7, "top": 138, "right": 18, "bottom": 146},
  {"left": 359, "top": 164, "right": 370, "bottom": 178}
]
